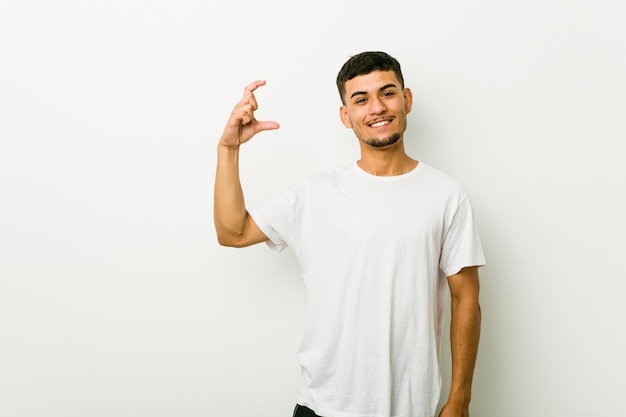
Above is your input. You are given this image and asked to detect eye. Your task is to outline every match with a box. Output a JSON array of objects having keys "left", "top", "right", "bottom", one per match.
[
  {"left": 382, "top": 91, "right": 395, "bottom": 97},
  {"left": 354, "top": 97, "right": 367, "bottom": 104}
]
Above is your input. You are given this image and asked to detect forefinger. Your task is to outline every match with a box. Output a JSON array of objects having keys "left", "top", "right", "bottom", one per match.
[
  {"left": 242, "top": 80, "right": 267, "bottom": 109},
  {"left": 245, "top": 79, "right": 267, "bottom": 93}
]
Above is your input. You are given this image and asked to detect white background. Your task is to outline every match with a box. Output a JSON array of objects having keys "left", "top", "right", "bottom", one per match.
[{"left": 1, "top": 1, "right": 625, "bottom": 416}]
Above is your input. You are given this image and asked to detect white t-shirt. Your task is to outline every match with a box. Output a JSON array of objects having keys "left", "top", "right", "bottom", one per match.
[{"left": 249, "top": 161, "right": 486, "bottom": 417}]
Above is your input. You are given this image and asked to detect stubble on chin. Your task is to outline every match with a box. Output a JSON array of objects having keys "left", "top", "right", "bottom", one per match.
[{"left": 363, "top": 132, "right": 402, "bottom": 148}]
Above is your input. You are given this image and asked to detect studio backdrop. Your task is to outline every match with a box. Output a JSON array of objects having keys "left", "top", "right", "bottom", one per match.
[{"left": 1, "top": 1, "right": 625, "bottom": 416}]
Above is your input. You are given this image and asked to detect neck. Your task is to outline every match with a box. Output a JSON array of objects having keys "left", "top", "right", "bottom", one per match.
[{"left": 357, "top": 140, "right": 418, "bottom": 176}]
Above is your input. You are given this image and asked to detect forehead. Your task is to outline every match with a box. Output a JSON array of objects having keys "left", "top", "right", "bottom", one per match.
[{"left": 344, "top": 70, "right": 402, "bottom": 96}]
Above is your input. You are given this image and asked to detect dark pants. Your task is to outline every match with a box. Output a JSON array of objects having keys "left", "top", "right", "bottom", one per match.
[{"left": 293, "top": 404, "right": 323, "bottom": 417}]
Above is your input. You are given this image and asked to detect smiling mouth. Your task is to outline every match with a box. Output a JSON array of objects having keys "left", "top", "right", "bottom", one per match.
[{"left": 368, "top": 119, "right": 392, "bottom": 128}]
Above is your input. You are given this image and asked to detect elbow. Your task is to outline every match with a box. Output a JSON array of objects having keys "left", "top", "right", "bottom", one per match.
[
  {"left": 452, "top": 295, "right": 481, "bottom": 312},
  {"left": 216, "top": 230, "right": 240, "bottom": 247},
  {"left": 216, "top": 235, "right": 231, "bottom": 247},
  {"left": 215, "top": 229, "right": 251, "bottom": 248},
  {"left": 214, "top": 213, "right": 265, "bottom": 248},
  {"left": 214, "top": 217, "right": 244, "bottom": 247}
]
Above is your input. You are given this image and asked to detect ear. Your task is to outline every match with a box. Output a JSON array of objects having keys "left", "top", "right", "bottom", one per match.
[
  {"left": 339, "top": 105, "right": 352, "bottom": 128},
  {"left": 403, "top": 88, "right": 413, "bottom": 114}
]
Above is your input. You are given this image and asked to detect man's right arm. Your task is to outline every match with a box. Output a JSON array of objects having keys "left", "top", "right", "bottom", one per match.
[{"left": 213, "top": 80, "right": 279, "bottom": 247}]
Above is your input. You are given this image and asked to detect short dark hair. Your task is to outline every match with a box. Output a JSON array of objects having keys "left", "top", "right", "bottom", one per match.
[{"left": 336, "top": 51, "right": 405, "bottom": 104}]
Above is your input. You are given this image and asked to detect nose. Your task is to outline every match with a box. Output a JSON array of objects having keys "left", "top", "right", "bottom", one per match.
[{"left": 369, "top": 97, "right": 386, "bottom": 114}]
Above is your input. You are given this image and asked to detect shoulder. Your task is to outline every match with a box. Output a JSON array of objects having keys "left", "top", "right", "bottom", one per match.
[
  {"left": 272, "top": 165, "right": 352, "bottom": 202},
  {"left": 303, "top": 164, "right": 356, "bottom": 186},
  {"left": 417, "top": 162, "right": 467, "bottom": 195}
]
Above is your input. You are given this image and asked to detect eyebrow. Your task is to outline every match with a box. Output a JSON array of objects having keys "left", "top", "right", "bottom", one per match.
[{"left": 350, "top": 83, "right": 399, "bottom": 99}]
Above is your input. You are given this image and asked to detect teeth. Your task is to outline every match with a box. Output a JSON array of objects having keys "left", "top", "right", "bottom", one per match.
[{"left": 371, "top": 120, "right": 389, "bottom": 128}]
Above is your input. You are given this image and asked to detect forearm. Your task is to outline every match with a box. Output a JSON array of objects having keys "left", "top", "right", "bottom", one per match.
[
  {"left": 214, "top": 143, "right": 247, "bottom": 243},
  {"left": 447, "top": 296, "right": 481, "bottom": 408}
]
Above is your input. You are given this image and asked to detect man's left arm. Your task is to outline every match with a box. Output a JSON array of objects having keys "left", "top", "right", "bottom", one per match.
[{"left": 440, "top": 266, "right": 482, "bottom": 417}]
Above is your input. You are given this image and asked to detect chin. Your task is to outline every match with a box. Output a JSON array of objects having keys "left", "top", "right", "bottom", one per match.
[{"left": 363, "top": 133, "right": 402, "bottom": 148}]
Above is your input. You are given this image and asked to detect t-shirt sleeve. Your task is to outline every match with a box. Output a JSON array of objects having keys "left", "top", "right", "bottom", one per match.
[
  {"left": 439, "top": 195, "right": 486, "bottom": 277},
  {"left": 248, "top": 183, "right": 306, "bottom": 253}
]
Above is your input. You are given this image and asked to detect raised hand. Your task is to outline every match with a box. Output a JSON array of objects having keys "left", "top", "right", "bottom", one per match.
[{"left": 219, "top": 80, "right": 280, "bottom": 147}]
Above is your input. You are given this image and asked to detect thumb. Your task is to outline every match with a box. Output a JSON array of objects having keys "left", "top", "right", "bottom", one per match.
[{"left": 254, "top": 120, "right": 280, "bottom": 133}]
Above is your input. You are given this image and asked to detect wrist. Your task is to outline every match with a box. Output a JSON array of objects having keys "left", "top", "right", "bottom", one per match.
[
  {"left": 217, "top": 141, "right": 241, "bottom": 151},
  {"left": 446, "top": 390, "right": 471, "bottom": 408}
]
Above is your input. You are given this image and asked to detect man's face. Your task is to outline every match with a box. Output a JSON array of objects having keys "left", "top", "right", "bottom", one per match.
[{"left": 339, "top": 70, "right": 413, "bottom": 149}]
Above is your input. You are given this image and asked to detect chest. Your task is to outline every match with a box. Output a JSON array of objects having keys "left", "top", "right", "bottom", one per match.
[{"left": 304, "top": 181, "right": 450, "bottom": 250}]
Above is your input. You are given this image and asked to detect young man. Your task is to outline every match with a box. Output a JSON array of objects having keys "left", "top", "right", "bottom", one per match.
[{"left": 214, "top": 52, "right": 486, "bottom": 417}]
